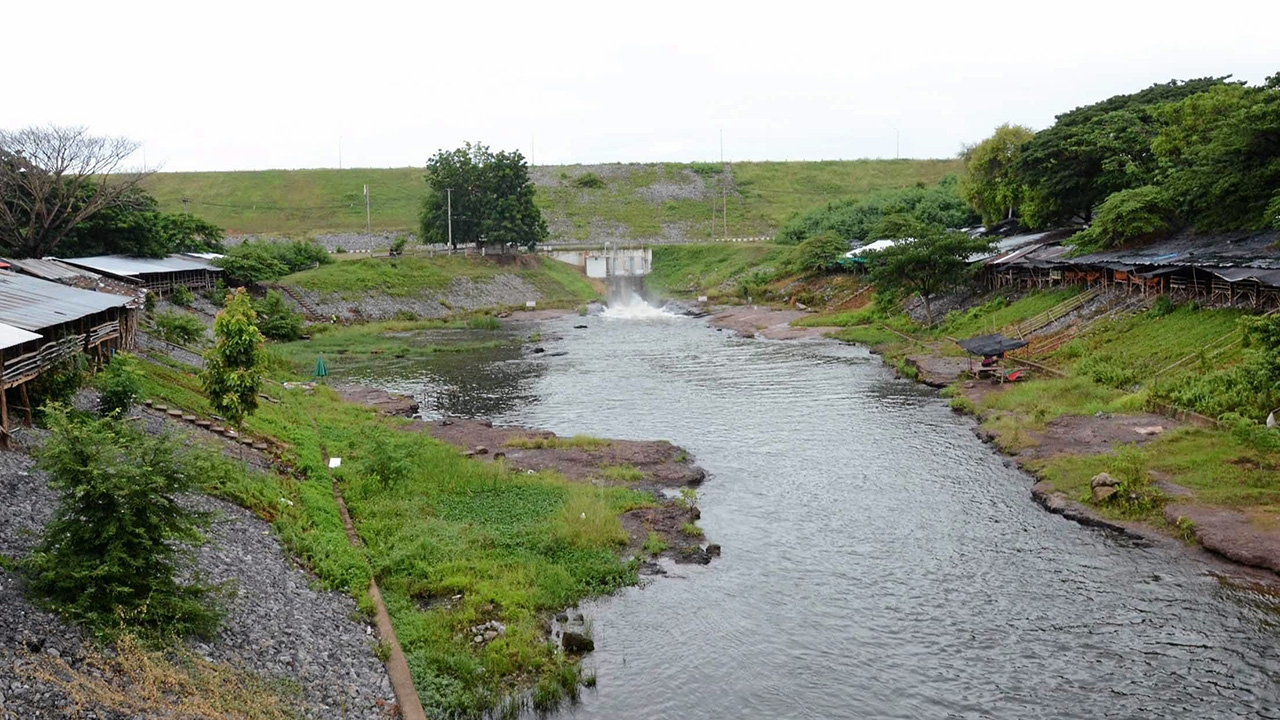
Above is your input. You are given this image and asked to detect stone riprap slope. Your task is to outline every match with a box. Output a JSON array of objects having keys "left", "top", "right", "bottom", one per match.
[{"left": 0, "top": 420, "right": 394, "bottom": 720}]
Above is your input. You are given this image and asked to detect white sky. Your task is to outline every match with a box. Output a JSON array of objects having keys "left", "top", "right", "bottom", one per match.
[{"left": 5, "top": 0, "right": 1277, "bottom": 172}]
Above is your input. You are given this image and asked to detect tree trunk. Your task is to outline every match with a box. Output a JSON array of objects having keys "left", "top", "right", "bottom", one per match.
[{"left": 922, "top": 294, "right": 934, "bottom": 326}]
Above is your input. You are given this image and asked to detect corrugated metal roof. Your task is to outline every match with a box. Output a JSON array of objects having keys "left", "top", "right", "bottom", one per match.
[
  {"left": 0, "top": 322, "right": 42, "bottom": 351},
  {"left": 0, "top": 270, "right": 131, "bottom": 331},
  {"left": 183, "top": 252, "right": 225, "bottom": 260},
  {"left": 57, "top": 254, "right": 220, "bottom": 277},
  {"left": 5, "top": 257, "right": 102, "bottom": 282},
  {"left": 1071, "top": 230, "right": 1280, "bottom": 270}
]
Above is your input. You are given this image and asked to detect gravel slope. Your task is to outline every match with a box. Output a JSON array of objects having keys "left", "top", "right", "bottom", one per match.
[{"left": 0, "top": 424, "right": 395, "bottom": 719}]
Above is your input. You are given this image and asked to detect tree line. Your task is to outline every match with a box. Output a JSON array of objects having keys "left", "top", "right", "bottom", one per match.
[{"left": 962, "top": 73, "right": 1280, "bottom": 249}]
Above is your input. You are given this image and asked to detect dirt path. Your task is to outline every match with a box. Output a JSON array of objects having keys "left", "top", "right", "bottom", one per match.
[{"left": 708, "top": 305, "right": 839, "bottom": 340}]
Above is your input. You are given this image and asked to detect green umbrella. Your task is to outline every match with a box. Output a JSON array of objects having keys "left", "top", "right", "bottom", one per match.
[{"left": 314, "top": 355, "right": 328, "bottom": 380}]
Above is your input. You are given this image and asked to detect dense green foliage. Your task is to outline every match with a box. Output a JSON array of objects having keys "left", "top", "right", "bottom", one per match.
[
  {"left": 1155, "top": 313, "right": 1280, "bottom": 423},
  {"left": 24, "top": 408, "right": 221, "bottom": 641},
  {"left": 777, "top": 176, "right": 977, "bottom": 245},
  {"left": 214, "top": 239, "right": 331, "bottom": 284},
  {"left": 865, "top": 227, "right": 993, "bottom": 325},
  {"left": 793, "top": 231, "right": 849, "bottom": 274},
  {"left": 97, "top": 353, "right": 144, "bottom": 417},
  {"left": 201, "top": 289, "right": 267, "bottom": 425},
  {"left": 169, "top": 284, "right": 195, "bottom": 307},
  {"left": 420, "top": 143, "right": 547, "bottom": 249},
  {"left": 1070, "top": 185, "right": 1175, "bottom": 251},
  {"left": 253, "top": 290, "right": 304, "bottom": 341},
  {"left": 966, "top": 74, "right": 1280, "bottom": 245},
  {"left": 961, "top": 124, "right": 1035, "bottom": 227},
  {"left": 61, "top": 189, "right": 224, "bottom": 258},
  {"left": 150, "top": 310, "right": 207, "bottom": 346}
]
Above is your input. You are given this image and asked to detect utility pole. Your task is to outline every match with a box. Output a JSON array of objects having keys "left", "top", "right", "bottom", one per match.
[
  {"left": 339, "top": 137, "right": 343, "bottom": 169},
  {"left": 895, "top": 128, "right": 900, "bottom": 160},
  {"left": 363, "top": 184, "right": 371, "bottom": 233},
  {"left": 181, "top": 196, "right": 190, "bottom": 215},
  {"left": 720, "top": 130, "right": 728, "bottom": 240},
  {"left": 446, "top": 188, "right": 453, "bottom": 250}
]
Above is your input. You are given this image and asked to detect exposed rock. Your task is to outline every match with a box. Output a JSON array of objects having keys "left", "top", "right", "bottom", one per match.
[
  {"left": 705, "top": 544, "right": 722, "bottom": 557},
  {"left": 1093, "top": 485, "right": 1118, "bottom": 502},
  {"left": 1134, "top": 425, "right": 1165, "bottom": 436},
  {"left": 1091, "top": 472, "right": 1120, "bottom": 488},
  {"left": 561, "top": 631, "right": 594, "bottom": 654},
  {"left": 474, "top": 446, "right": 489, "bottom": 456},
  {"left": 532, "top": 347, "right": 546, "bottom": 354},
  {"left": 675, "top": 546, "right": 712, "bottom": 565}
]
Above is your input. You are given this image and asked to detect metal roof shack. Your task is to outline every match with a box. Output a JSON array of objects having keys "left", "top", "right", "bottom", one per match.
[
  {"left": 0, "top": 270, "right": 132, "bottom": 331},
  {"left": 4, "top": 257, "right": 103, "bottom": 283},
  {"left": 57, "top": 254, "right": 223, "bottom": 294},
  {"left": 0, "top": 271, "right": 140, "bottom": 446},
  {"left": 0, "top": 322, "right": 41, "bottom": 351}
]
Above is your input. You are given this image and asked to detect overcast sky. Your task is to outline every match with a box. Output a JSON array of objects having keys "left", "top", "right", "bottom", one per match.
[{"left": 5, "top": 0, "right": 1276, "bottom": 172}]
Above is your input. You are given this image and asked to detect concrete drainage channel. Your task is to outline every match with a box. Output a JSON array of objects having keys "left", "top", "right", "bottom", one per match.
[{"left": 144, "top": 399, "right": 428, "bottom": 720}]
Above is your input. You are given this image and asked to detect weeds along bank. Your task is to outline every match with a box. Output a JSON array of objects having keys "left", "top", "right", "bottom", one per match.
[
  {"left": 136, "top": 319, "right": 708, "bottom": 716},
  {"left": 140, "top": 159, "right": 963, "bottom": 239},
  {"left": 276, "top": 254, "right": 599, "bottom": 322}
]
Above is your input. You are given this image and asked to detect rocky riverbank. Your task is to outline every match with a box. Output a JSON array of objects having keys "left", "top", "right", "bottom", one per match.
[{"left": 0, "top": 414, "right": 396, "bottom": 719}]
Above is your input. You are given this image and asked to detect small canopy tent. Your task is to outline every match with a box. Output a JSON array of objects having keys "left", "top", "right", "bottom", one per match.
[{"left": 956, "top": 333, "right": 1029, "bottom": 381}]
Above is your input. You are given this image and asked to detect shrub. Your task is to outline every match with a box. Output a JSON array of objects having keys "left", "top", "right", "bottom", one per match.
[
  {"left": 151, "top": 310, "right": 206, "bottom": 346},
  {"left": 214, "top": 239, "right": 331, "bottom": 284},
  {"left": 466, "top": 315, "right": 501, "bottom": 331},
  {"left": 392, "top": 310, "right": 419, "bottom": 322},
  {"left": 1072, "top": 186, "right": 1174, "bottom": 251},
  {"left": 144, "top": 290, "right": 158, "bottom": 314},
  {"left": 572, "top": 172, "right": 606, "bottom": 189},
  {"left": 97, "top": 353, "right": 144, "bottom": 417},
  {"left": 253, "top": 290, "right": 304, "bottom": 342},
  {"left": 390, "top": 236, "right": 408, "bottom": 256},
  {"left": 24, "top": 408, "right": 221, "bottom": 641},
  {"left": 791, "top": 231, "right": 848, "bottom": 274},
  {"left": 201, "top": 289, "right": 267, "bottom": 426},
  {"left": 169, "top": 285, "right": 195, "bottom": 307},
  {"left": 1078, "top": 353, "right": 1143, "bottom": 389}
]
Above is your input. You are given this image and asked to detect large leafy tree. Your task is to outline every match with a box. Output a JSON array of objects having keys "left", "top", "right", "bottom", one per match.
[
  {"left": 61, "top": 187, "right": 224, "bottom": 258},
  {"left": 201, "top": 288, "right": 267, "bottom": 426},
  {"left": 0, "top": 125, "right": 151, "bottom": 258},
  {"left": 1152, "top": 78, "right": 1280, "bottom": 231},
  {"left": 777, "top": 176, "right": 976, "bottom": 245},
  {"left": 1014, "top": 77, "right": 1233, "bottom": 228},
  {"left": 961, "top": 124, "right": 1035, "bottom": 228},
  {"left": 866, "top": 225, "right": 993, "bottom": 326},
  {"left": 419, "top": 142, "right": 547, "bottom": 250}
]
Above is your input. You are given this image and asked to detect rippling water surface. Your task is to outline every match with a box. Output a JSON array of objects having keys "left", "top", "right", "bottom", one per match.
[{"left": 347, "top": 310, "right": 1280, "bottom": 719}]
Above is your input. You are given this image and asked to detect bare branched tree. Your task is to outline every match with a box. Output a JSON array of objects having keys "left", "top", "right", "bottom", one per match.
[{"left": 0, "top": 125, "right": 152, "bottom": 258}]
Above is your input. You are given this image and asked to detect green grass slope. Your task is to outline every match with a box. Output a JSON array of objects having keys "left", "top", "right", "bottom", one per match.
[{"left": 141, "top": 159, "right": 963, "bottom": 238}]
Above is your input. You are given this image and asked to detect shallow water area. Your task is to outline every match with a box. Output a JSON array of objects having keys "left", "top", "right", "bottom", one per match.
[{"left": 346, "top": 301, "right": 1280, "bottom": 718}]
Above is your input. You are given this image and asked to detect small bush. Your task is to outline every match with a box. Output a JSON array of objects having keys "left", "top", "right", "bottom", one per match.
[
  {"left": 253, "top": 290, "right": 304, "bottom": 342},
  {"left": 335, "top": 246, "right": 347, "bottom": 254},
  {"left": 169, "top": 285, "right": 195, "bottom": 307},
  {"left": 1150, "top": 295, "right": 1175, "bottom": 317},
  {"left": 144, "top": 290, "right": 158, "bottom": 314},
  {"left": 572, "top": 173, "right": 606, "bottom": 189},
  {"left": 97, "top": 353, "right": 144, "bottom": 417},
  {"left": 679, "top": 523, "right": 704, "bottom": 538},
  {"left": 390, "top": 236, "right": 408, "bottom": 256},
  {"left": 151, "top": 310, "right": 206, "bottom": 346},
  {"left": 392, "top": 310, "right": 419, "bottom": 322},
  {"left": 642, "top": 531, "right": 668, "bottom": 555},
  {"left": 466, "top": 315, "right": 501, "bottom": 331},
  {"left": 24, "top": 408, "right": 222, "bottom": 642},
  {"left": 1078, "top": 353, "right": 1143, "bottom": 389}
]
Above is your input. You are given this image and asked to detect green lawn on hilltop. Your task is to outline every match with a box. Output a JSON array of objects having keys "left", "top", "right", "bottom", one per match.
[{"left": 141, "top": 159, "right": 964, "bottom": 238}]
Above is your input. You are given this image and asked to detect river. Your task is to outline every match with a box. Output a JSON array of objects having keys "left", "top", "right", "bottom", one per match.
[{"left": 342, "top": 307, "right": 1280, "bottom": 719}]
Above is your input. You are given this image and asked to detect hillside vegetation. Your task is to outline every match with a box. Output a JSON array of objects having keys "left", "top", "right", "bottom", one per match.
[{"left": 140, "top": 159, "right": 963, "bottom": 239}]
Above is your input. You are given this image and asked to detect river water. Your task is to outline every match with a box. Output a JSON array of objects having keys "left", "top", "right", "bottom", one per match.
[{"left": 343, "top": 308, "right": 1280, "bottom": 719}]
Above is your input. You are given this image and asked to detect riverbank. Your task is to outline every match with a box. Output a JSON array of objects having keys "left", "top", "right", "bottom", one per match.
[
  {"left": 0, "top": 401, "right": 395, "bottom": 719},
  {"left": 703, "top": 294, "right": 1280, "bottom": 583},
  {"left": 132, "top": 334, "right": 712, "bottom": 716}
]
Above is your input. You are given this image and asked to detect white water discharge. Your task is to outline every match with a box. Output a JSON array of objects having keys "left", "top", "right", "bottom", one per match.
[{"left": 602, "top": 276, "right": 677, "bottom": 320}]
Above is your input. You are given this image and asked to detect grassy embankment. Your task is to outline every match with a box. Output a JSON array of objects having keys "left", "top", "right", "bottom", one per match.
[
  {"left": 279, "top": 254, "right": 599, "bottom": 308},
  {"left": 647, "top": 244, "right": 1279, "bottom": 536},
  {"left": 141, "top": 160, "right": 962, "bottom": 238},
  {"left": 139, "top": 348, "right": 666, "bottom": 714}
]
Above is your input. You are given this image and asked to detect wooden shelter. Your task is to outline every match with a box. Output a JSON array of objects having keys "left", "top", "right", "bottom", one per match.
[{"left": 0, "top": 270, "right": 136, "bottom": 447}]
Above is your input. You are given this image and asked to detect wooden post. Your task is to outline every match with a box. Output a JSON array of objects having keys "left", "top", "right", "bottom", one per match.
[
  {"left": 0, "top": 360, "right": 7, "bottom": 450},
  {"left": 18, "top": 383, "right": 31, "bottom": 426}
]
